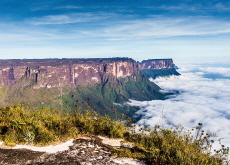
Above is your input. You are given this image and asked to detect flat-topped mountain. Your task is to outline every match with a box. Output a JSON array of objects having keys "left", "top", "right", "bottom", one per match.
[
  {"left": 0, "top": 58, "right": 166, "bottom": 116},
  {"left": 139, "top": 59, "right": 180, "bottom": 79},
  {"left": 139, "top": 58, "right": 175, "bottom": 69}
]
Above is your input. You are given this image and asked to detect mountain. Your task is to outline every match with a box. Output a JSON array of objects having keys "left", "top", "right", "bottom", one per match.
[
  {"left": 0, "top": 58, "right": 164, "bottom": 116},
  {"left": 139, "top": 59, "right": 181, "bottom": 79}
]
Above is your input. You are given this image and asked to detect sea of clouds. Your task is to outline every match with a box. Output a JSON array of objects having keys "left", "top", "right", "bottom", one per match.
[{"left": 128, "top": 62, "right": 230, "bottom": 149}]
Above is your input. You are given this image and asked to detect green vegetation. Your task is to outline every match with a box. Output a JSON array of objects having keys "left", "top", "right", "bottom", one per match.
[
  {"left": 6, "top": 78, "right": 72, "bottom": 109},
  {"left": 0, "top": 85, "right": 9, "bottom": 106},
  {"left": 0, "top": 104, "right": 228, "bottom": 164},
  {"left": 0, "top": 74, "right": 164, "bottom": 117},
  {"left": 63, "top": 78, "right": 164, "bottom": 117},
  {"left": 0, "top": 104, "right": 125, "bottom": 146},
  {"left": 114, "top": 124, "right": 229, "bottom": 164}
]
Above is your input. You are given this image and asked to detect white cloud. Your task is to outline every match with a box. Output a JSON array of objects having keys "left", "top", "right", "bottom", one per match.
[
  {"left": 144, "top": 4, "right": 200, "bottom": 11},
  {"left": 144, "top": 3, "right": 230, "bottom": 12},
  {"left": 79, "top": 16, "right": 230, "bottom": 40},
  {"left": 25, "top": 12, "right": 230, "bottom": 39},
  {"left": 28, "top": 13, "right": 112, "bottom": 25},
  {"left": 55, "top": 5, "right": 82, "bottom": 9},
  {"left": 4, "top": 13, "right": 230, "bottom": 45},
  {"left": 197, "top": 67, "right": 230, "bottom": 77},
  {"left": 128, "top": 65, "right": 230, "bottom": 150},
  {"left": 215, "top": 3, "right": 230, "bottom": 11}
]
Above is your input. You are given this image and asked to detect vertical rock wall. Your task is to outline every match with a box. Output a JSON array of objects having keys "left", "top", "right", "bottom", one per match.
[
  {"left": 139, "top": 59, "right": 175, "bottom": 69},
  {"left": 0, "top": 58, "right": 141, "bottom": 88},
  {"left": 139, "top": 59, "right": 180, "bottom": 79}
]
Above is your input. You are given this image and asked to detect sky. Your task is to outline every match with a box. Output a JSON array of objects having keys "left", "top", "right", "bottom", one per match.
[
  {"left": 1, "top": 0, "right": 230, "bottom": 63},
  {"left": 128, "top": 62, "right": 230, "bottom": 150}
]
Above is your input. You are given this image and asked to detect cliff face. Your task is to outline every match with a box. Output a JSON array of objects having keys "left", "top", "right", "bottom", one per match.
[
  {"left": 0, "top": 58, "right": 140, "bottom": 88},
  {"left": 139, "top": 59, "right": 180, "bottom": 79},
  {"left": 139, "top": 59, "right": 175, "bottom": 70},
  {"left": 0, "top": 58, "right": 164, "bottom": 115}
]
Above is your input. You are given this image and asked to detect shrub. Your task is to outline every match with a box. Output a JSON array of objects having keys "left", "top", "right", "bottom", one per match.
[
  {"left": 34, "top": 126, "right": 56, "bottom": 145},
  {"left": 3, "top": 129, "right": 18, "bottom": 146},
  {"left": 114, "top": 125, "right": 227, "bottom": 164}
]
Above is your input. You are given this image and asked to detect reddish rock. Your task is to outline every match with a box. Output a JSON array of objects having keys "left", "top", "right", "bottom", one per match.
[
  {"left": 0, "top": 58, "right": 140, "bottom": 88},
  {"left": 139, "top": 59, "right": 176, "bottom": 70}
]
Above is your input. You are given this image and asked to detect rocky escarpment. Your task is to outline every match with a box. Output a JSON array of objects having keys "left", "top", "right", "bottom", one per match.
[
  {"left": 139, "top": 59, "right": 176, "bottom": 70},
  {"left": 0, "top": 58, "right": 163, "bottom": 115},
  {"left": 0, "top": 58, "right": 140, "bottom": 88},
  {"left": 139, "top": 59, "right": 180, "bottom": 79}
]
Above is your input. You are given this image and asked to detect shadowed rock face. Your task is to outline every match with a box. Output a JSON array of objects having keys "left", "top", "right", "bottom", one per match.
[
  {"left": 0, "top": 58, "right": 140, "bottom": 88},
  {"left": 139, "top": 59, "right": 180, "bottom": 79},
  {"left": 139, "top": 59, "right": 175, "bottom": 70}
]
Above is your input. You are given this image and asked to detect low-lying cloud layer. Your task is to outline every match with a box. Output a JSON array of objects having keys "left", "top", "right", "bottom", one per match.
[{"left": 129, "top": 63, "right": 230, "bottom": 149}]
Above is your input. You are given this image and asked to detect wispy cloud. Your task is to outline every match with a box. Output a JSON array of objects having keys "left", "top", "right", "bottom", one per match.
[
  {"left": 29, "top": 14, "right": 95, "bottom": 25},
  {"left": 78, "top": 16, "right": 230, "bottom": 40},
  {"left": 144, "top": 4, "right": 199, "bottom": 11},
  {"left": 19, "top": 10, "right": 230, "bottom": 40},
  {"left": 0, "top": 22, "right": 80, "bottom": 44},
  {"left": 28, "top": 12, "right": 117, "bottom": 25},
  {"left": 215, "top": 3, "right": 230, "bottom": 11},
  {"left": 55, "top": 5, "right": 82, "bottom": 9},
  {"left": 143, "top": 3, "right": 230, "bottom": 12}
]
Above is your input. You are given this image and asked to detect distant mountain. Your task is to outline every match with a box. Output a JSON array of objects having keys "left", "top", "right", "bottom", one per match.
[
  {"left": 139, "top": 59, "right": 181, "bottom": 79},
  {"left": 0, "top": 58, "right": 165, "bottom": 116}
]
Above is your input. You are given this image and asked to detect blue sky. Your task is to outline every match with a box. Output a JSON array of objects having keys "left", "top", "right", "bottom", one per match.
[{"left": 1, "top": 0, "right": 230, "bottom": 63}]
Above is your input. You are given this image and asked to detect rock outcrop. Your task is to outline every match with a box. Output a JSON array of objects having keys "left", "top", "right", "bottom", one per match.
[
  {"left": 139, "top": 59, "right": 180, "bottom": 79},
  {"left": 0, "top": 136, "right": 146, "bottom": 165}
]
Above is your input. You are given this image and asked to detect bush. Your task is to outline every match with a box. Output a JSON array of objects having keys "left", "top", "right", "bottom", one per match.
[
  {"left": 34, "top": 126, "right": 56, "bottom": 145},
  {"left": 3, "top": 129, "right": 18, "bottom": 146},
  {"left": 114, "top": 124, "right": 227, "bottom": 164}
]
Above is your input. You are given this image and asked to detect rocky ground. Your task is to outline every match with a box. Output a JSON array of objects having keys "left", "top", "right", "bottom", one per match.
[{"left": 0, "top": 136, "right": 147, "bottom": 165}]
